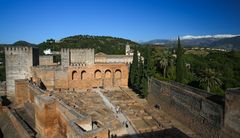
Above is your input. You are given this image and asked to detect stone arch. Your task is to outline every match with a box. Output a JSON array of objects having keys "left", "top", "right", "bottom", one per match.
[
  {"left": 81, "top": 70, "right": 87, "bottom": 80},
  {"left": 105, "top": 69, "right": 112, "bottom": 78},
  {"left": 72, "top": 70, "right": 77, "bottom": 80},
  {"left": 115, "top": 69, "right": 122, "bottom": 79},
  {"left": 95, "top": 70, "right": 102, "bottom": 79}
]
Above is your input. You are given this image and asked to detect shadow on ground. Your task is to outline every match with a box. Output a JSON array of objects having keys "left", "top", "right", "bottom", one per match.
[
  {"left": 0, "top": 128, "right": 3, "bottom": 138},
  {"left": 114, "top": 127, "right": 189, "bottom": 138},
  {"left": 0, "top": 95, "right": 11, "bottom": 106}
]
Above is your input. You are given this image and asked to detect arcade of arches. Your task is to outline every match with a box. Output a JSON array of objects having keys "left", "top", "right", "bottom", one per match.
[
  {"left": 31, "top": 63, "right": 128, "bottom": 90},
  {"left": 67, "top": 64, "right": 128, "bottom": 90},
  {"left": 72, "top": 69, "right": 122, "bottom": 80}
]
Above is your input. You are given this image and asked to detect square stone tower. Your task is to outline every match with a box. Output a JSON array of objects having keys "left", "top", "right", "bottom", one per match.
[
  {"left": 61, "top": 48, "right": 94, "bottom": 67},
  {"left": 4, "top": 46, "right": 37, "bottom": 95}
]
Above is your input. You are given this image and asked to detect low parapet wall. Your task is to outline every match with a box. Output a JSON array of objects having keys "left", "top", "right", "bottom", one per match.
[
  {"left": 224, "top": 88, "right": 240, "bottom": 137},
  {"left": 147, "top": 78, "right": 224, "bottom": 137}
]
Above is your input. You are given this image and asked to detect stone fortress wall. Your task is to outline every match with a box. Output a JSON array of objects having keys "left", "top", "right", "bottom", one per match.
[
  {"left": 39, "top": 55, "right": 57, "bottom": 66},
  {"left": 31, "top": 63, "right": 128, "bottom": 91},
  {"left": 95, "top": 53, "right": 133, "bottom": 64},
  {"left": 32, "top": 47, "right": 129, "bottom": 91},
  {"left": 69, "top": 48, "right": 94, "bottom": 66},
  {"left": 4, "top": 46, "right": 35, "bottom": 95},
  {"left": 224, "top": 88, "right": 240, "bottom": 137},
  {"left": 5, "top": 46, "right": 129, "bottom": 94},
  {"left": 61, "top": 48, "right": 94, "bottom": 67},
  {"left": 94, "top": 44, "right": 134, "bottom": 64},
  {"left": 60, "top": 48, "right": 70, "bottom": 68},
  {"left": 147, "top": 78, "right": 240, "bottom": 137}
]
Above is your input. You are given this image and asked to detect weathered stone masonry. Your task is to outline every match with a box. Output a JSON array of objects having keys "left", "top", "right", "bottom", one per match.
[
  {"left": 147, "top": 78, "right": 240, "bottom": 138},
  {"left": 4, "top": 46, "right": 39, "bottom": 95}
]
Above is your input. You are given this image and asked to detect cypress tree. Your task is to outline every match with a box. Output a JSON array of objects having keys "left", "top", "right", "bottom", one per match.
[
  {"left": 138, "top": 58, "right": 144, "bottom": 88},
  {"left": 145, "top": 47, "right": 156, "bottom": 77},
  {"left": 176, "top": 37, "right": 185, "bottom": 83},
  {"left": 130, "top": 46, "right": 139, "bottom": 87}
]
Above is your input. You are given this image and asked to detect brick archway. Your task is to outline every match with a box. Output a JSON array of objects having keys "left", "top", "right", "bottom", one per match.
[
  {"left": 105, "top": 69, "right": 112, "bottom": 78},
  {"left": 115, "top": 69, "right": 122, "bottom": 79},
  {"left": 95, "top": 69, "right": 102, "bottom": 79},
  {"left": 72, "top": 70, "right": 77, "bottom": 80},
  {"left": 81, "top": 70, "right": 86, "bottom": 80}
]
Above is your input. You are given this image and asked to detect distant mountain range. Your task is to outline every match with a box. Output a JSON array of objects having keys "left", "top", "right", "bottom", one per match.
[
  {"left": 143, "top": 35, "right": 240, "bottom": 50},
  {"left": 1, "top": 34, "right": 240, "bottom": 51}
]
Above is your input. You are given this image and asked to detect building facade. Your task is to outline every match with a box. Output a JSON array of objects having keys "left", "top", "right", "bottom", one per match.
[{"left": 5, "top": 46, "right": 129, "bottom": 94}]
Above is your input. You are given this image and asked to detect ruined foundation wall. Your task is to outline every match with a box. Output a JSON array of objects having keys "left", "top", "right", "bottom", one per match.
[
  {"left": 14, "top": 79, "right": 109, "bottom": 138},
  {"left": 147, "top": 78, "right": 224, "bottom": 137},
  {"left": 31, "top": 67, "right": 56, "bottom": 90}
]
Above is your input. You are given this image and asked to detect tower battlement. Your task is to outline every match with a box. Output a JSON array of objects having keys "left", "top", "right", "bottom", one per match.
[
  {"left": 61, "top": 48, "right": 95, "bottom": 68},
  {"left": 4, "top": 46, "right": 38, "bottom": 94}
]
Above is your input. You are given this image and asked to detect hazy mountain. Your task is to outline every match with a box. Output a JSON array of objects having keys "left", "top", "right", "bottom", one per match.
[
  {"left": 142, "top": 39, "right": 172, "bottom": 45},
  {"left": 144, "top": 35, "right": 240, "bottom": 50},
  {"left": 13, "top": 41, "right": 36, "bottom": 46}
]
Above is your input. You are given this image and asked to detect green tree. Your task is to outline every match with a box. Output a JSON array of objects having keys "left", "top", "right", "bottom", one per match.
[
  {"left": 141, "top": 75, "right": 148, "bottom": 97},
  {"left": 129, "top": 46, "right": 139, "bottom": 87},
  {"left": 176, "top": 37, "right": 185, "bottom": 83},
  {"left": 159, "top": 50, "right": 172, "bottom": 78},
  {"left": 159, "top": 55, "right": 168, "bottom": 78},
  {"left": 144, "top": 47, "right": 156, "bottom": 77},
  {"left": 198, "top": 68, "right": 223, "bottom": 92}
]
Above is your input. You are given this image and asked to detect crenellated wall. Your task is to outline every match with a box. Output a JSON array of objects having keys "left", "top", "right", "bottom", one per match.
[
  {"left": 69, "top": 48, "right": 95, "bottom": 65},
  {"left": 95, "top": 52, "right": 133, "bottom": 64},
  {"left": 61, "top": 48, "right": 95, "bottom": 68}
]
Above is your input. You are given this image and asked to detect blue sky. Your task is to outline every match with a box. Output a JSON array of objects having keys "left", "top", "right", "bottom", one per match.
[{"left": 0, "top": 0, "right": 240, "bottom": 44}]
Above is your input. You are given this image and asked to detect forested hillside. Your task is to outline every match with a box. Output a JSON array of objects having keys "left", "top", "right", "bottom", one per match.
[{"left": 38, "top": 35, "right": 140, "bottom": 55}]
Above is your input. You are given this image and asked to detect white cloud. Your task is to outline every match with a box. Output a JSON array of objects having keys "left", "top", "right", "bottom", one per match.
[{"left": 181, "top": 34, "right": 240, "bottom": 40}]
